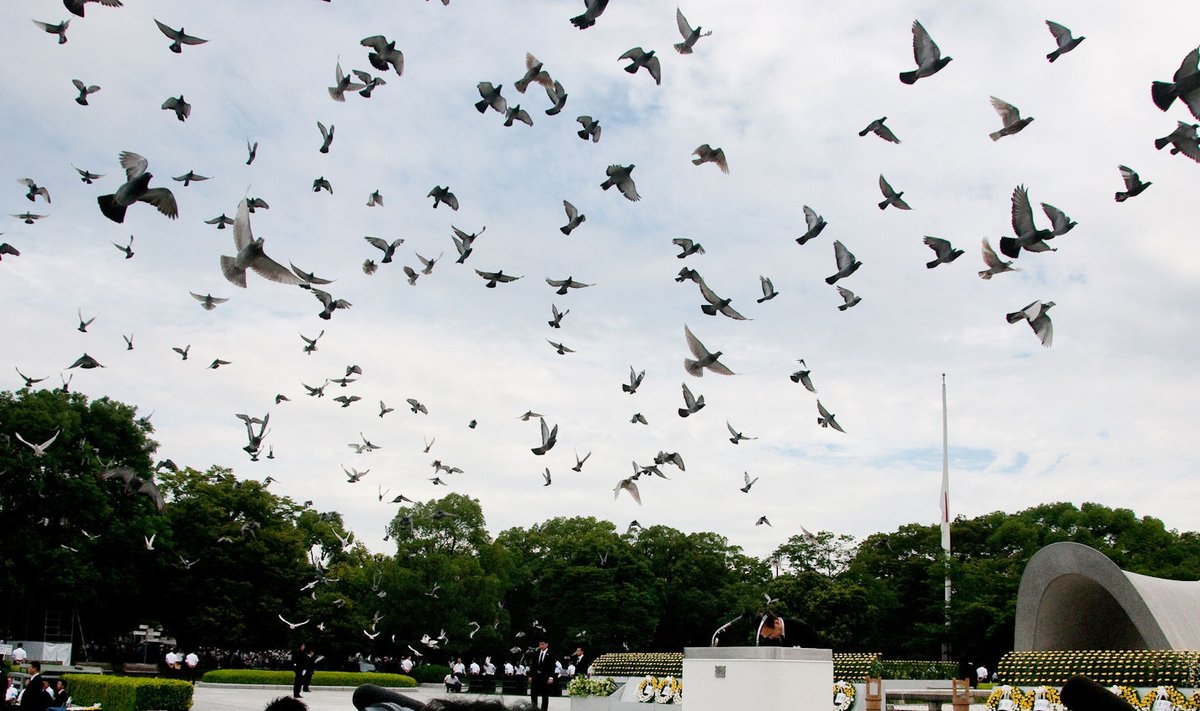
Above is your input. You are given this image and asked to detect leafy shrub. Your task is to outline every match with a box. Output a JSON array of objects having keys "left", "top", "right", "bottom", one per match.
[
  {"left": 590, "top": 654, "right": 682, "bottom": 678},
  {"left": 200, "top": 669, "right": 416, "bottom": 687},
  {"left": 867, "top": 660, "right": 957, "bottom": 681},
  {"left": 998, "top": 650, "right": 1200, "bottom": 687},
  {"left": 410, "top": 664, "right": 451, "bottom": 684},
  {"left": 567, "top": 676, "right": 617, "bottom": 697},
  {"left": 65, "top": 673, "right": 193, "bottom": 711}
]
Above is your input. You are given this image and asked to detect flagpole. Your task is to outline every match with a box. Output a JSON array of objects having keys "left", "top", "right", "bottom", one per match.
[{"left": 940, "top": 373, "right": 952, "bottom": 662}]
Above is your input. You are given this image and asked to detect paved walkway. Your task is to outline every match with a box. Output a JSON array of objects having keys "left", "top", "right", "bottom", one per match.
[{"left": 192, "top": 683, "right": 572, "bottom": 711}]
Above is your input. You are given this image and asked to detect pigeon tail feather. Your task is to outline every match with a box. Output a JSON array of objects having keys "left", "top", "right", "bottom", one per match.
[
  {"left": 1152, "top": 81, "right": 1177, "bottom": 112},
  {"left": 97, "top": 194, "right": 127, "bottom": 223},
  {"left": 997, "top": 237, "right": 1021, "bottom": 260},
  {"left": 898, "top": 70, "right": 919, "bottom": 85},
  {"left": 220, "top": 255, "right": 249, "bottom": 288}
]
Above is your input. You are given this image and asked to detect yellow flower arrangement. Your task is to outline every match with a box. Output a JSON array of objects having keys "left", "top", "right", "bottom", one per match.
[{"left": 832, "top": 680, "right": 856, "bottom": 711}]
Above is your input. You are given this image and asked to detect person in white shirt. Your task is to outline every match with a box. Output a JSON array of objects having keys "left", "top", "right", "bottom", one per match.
[
  {"left": 184, "top": 651, "right": 200, "bottom": 684},
  {"left": 452, "top": 658, "right": 465, "bottom": 675},
  {"left": 503, "top": 661, "right": 515, "bottom": 676},
  {"left": 976, "top": 664, "right": 988, "bottom": 686},
  {"left": 483, "top": 660, "right": 496, "bottom": 676},
  {"left": 444, "top": 672, "right": 462, "bottom": 693},
  {"left": 11, "top": 644, "right": 27, "bottom": 664},
  {"left": 468, "top": 660, "right": 480, "bottom": 675},
  {"left": 165, "top": 649, "right": 179, "bottom": 669}
]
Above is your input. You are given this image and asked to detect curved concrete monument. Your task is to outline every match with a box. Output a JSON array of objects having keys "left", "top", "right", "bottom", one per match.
[{"left": 1015, "top": 541, "right": 1200, "bottom": 650}]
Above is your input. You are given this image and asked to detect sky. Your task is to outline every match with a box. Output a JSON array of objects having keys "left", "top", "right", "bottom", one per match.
[{"left": 3, "top": 0, "right": 1200, "bottom": 560}]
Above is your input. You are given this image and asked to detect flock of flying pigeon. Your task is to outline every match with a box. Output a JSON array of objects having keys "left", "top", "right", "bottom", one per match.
[{"left": 3, "top": 0, "right": 1198, "bottom": 580}]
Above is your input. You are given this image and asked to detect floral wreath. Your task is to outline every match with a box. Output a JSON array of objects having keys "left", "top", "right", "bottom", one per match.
[
  {"left": 985, "top": 685, "right": 1031, "bottom": 710},
  {"left": 655, "top": 676, "right": 682, "bottom": 704},
  {"left": 832, "top": 680, "right": 856, "bottom": 711},
  {"left": 1133, "top": 685, "right": 1197, "bottom": 710},
  {"left": 636, "top": 676, "right": 682, "bottom": 704}
]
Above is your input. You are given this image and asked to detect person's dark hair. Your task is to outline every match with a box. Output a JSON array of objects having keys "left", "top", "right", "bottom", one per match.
[
  {"left": 265, "top": 695, "right": 309, "bottom": 711},
  {"left": 29, "top": 662, "right": 41, "bottom": 673}
]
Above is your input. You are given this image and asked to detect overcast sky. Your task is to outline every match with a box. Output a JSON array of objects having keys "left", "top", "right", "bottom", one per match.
[{"left": 3, "top": 0, "right": 1199, "bottom": 559}]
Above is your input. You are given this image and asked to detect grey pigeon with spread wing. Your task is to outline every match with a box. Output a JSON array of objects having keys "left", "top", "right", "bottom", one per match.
[
  {"left": 98, "top": 152, "right": 178, "bottom": 223},
  {"left": 899, "top": 20, "right": 951, "bottom": 84},
  {"left": 220, "top": 199, "right": 303, "bottom": 288}
]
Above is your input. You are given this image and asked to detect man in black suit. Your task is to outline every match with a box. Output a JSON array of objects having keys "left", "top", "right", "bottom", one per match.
[
  {"left": 528, "top": 639, "right": 556, "bottom": 711},
  {"left": 20, "top": 661, "right": 49, "bottom": 711}
]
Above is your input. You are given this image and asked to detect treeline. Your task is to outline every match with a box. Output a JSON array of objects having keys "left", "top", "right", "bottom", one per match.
[{"left": 3, "top": 388, "right": 1200, "bottom": 671}]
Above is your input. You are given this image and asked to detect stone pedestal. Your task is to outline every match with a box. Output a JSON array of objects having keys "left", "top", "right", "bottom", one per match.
[{"left": 682, "top": 647, "right": 833, "bottom": 711}]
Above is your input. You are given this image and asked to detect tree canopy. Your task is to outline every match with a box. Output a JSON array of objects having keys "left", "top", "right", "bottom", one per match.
[{"left": 3, "top": 387, "right": 1199, "bottom": 670}]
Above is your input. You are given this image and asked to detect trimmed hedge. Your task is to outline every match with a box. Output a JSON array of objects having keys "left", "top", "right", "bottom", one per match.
[
  {"left": 411, "top": 664, "right": 451, "bottom": 684},
  {"left": 200, "top": 669, "right": 417, "bottom": 687},
  {"left": 65, "top": 673, "right": 193, "bottom": 711}
]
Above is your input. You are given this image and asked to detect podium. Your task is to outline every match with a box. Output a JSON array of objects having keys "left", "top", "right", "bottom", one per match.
[{"left": 682, "top": 647, "right": 833, "bottom": 711}]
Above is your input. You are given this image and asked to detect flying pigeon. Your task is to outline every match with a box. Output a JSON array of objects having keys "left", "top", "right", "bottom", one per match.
[
  {"left": 683, "top": 325, "right": 734, "bottom": 377},
  {"left": 601, "top": 165, "right": 639, "bottom": 201},
  {"left": 825, "top": 241, "right": 862, "bottom": 285},
  {"left": 15, "top": 429, "right": 60, "bottom": 457},
  {"left": 923, "top": 237, "right": 963, "bottom": 268},
  {"left": 329, "top": 60, "right": 366, "bottom": 101},
  {"left": 17, "top": 179, "right": 50, "bottom": 204},
  {"left": 77, "top": 308, "right": 95, "bottom": 332},
  {"left": 1006, "top": 300, "right": 1055, "bottom": 347},
  {"left": 365, "top": 236, "right": 404, "bottom": 262},
  {"left": 816, "top": 400, "right": 845, "bottom": 432},
  {"left": 1115, "top": 165, "right": 1152, "bottom": 202},
  {"left": 531, "top": 418, "right": 558, "bottom": 455},
  {"left": 98, "top": 152, "right": 178, "bottom": 223},
  {"left": 988, "top": 97, "right": 1034, "bottom": 141},
  {"left": 698, "top": 279, "right": 748, "bottom": 320},
  {"left": 503, "top": 105, "right": 534, "bottom": 127},
  {"left": 154, "top": 19, "right": 207, "bottom": 53},
  {"left": 622, "top": 366, "right": 645, "bottom": 394},
  {"left": 560, "top": 200, "right": 586, "bottom": 235},
  {"left": 740, "top": 472, "right": 758, "bottom": 493},
  {"left": 728, "top": 422, "right": 756, "bottom": 444},
  {"left": 73, "top": 79, "right": 100, "bottom": 105},
  {"left": 547, "top": 340, "right": 575, "bottom": 355},
  {"left": 692, "top": 145, "right": 729, "bottom": 173},
  {"left": 476, "top": 82, "right": 508, "bottom": 114},
  {"left": 571, "top": 0, "right": 609, "bottom": 30},
  {"left": 172, "top": 171, "right": 209, "bottom": 187},
  {"left": 544, "top": 80, "right": 569, "bottom": 115},
  {"left": 572, "top": 450, "right": 592, "bottom": 472},
  {"left": 999, "top": 185, "right": 1056, "bottom": 259},
  {"left": 318, "top": 121, "right": 334, "bottom": 153},
  {"left": 978, "top": 238, "right": 1018, "bottom": 280},
  {"left": 1153, "top": 121, "right": 1200, "bottom": 163},
  {"left": 673, "top": 238, "right": 705, "bottom": 258},
  {"left": 756, "top": 276, "right": 778, "bottom": 303},
  {"left": 577, "top": 116, "right": 601, "bottom": 142},
  {"left": 674, "top": 8, "right": 712, "bottom": 54},
  {"left": 73, "top": 166, "right": 103, "bottom": 183},
  {"left": 407, "top": 398, "right": 428, "bottom": 414},
  {"left": 162, "top": 95, "right": 191, "bottom": 122},
  {"left": 796, "top": 205, "right": 828, "bottom": 245},
  {"left": 361, "top": 35, "right": 404, "bottom": 76},
  {"left": 1045, "top": 21, "right": 1085, "bottom": 63},
  {"left": 429, "top": 186, "right": 459, "bottom": 210},
  {"left": 548, "top": 304, "right": 569, "bottom": 328},
  {"left": 0, "top": 244, "right": 21, "bottom": 262},
  {"left": 63, "top": 0, "right": 123, "bottom": 18},
  {"left": 32, "top": 19, "right": 70, "bottom": 44},
  {"left": 789, "top": 361, "right": 816, "bottom": 392},
  {"left": 220, "top": 198, "right": 304, "bottom": 288},
  {"left": 619, "top": 48, "right": 661, "bottom": 85},
  {"left": 678, "top": 382, "right": 705, "bottom": 417},
  {"left": 878, "top": 175, "right": 911, "bottom": 210},
  {"left": 546, "top": 276, "right": 592, "bottom": 294},
  {"left": 515, "top": 53, "right": 553, "bottom": 93},
  {"left": 1152, "top": 47, "right": 1200, "bottom": 119},
  {"left": 859, "top": 117, "right": 900, "bottom": 143},
  {"left": 189, "top": 292, "right": 228, "bottom": 311},
  {"left": 899, "top": 20, "right": 952, "bottom": 84},
  {"left": 246, "top": 141, "right": 257, "bottom": 165},
  {"left": 477, "top": 269, "right": 522, "bottom": 288},
  {"left": 836, "top": 286, "right": 862, "bottom": 311}
]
